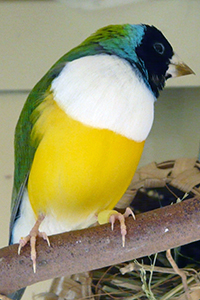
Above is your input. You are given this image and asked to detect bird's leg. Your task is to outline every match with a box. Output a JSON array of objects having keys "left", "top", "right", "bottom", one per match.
[
  {"left": 98, "top": 207, "right": 135, "bottom": 247},
  {"left": 18, "top": 214, "right": 50, "bottom": 273}
]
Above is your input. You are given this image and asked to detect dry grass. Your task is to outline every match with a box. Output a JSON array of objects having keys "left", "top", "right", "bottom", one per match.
[{"left": 91, "top": 254, "right": 200, "bottom": 300}]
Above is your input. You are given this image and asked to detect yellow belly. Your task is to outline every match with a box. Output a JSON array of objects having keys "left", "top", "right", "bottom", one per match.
[{"left": 28, "top": 95, "right": 144, "bottom": 228}]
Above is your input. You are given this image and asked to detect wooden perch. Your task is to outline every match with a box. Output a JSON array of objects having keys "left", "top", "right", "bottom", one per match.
[{"left": 1, "top": 196, "right": 200, "bottom": 296}]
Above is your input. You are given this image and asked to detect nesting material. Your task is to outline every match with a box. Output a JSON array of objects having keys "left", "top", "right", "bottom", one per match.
[
  {"left": 118, "top": 158, "right": 200, "bottom": 209},
  {"left": 37, "top": 158, "right": 200, "bottom": 300}
]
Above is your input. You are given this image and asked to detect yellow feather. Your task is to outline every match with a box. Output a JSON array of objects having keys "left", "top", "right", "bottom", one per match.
[{"left": 28, "top": 93, "right": 144, "bottom": 228}]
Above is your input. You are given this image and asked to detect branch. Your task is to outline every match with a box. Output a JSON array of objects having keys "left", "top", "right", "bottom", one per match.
[{"left": 1, "top": 197, "right": 200, "bottom": 295}]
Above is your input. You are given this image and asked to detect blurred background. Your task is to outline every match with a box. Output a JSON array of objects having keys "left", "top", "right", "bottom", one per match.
[{"left": 0, "top": 0, "right": 199, "bottom": 298}]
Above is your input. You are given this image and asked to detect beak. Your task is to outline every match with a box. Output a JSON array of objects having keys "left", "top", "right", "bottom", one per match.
[{"left": 166, "top": 53, "right": 195, "bottom": 79}]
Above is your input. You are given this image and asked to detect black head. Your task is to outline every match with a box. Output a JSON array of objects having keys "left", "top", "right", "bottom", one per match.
[{"left": 135, "top": 25, "right": 174, "bottom": 97}]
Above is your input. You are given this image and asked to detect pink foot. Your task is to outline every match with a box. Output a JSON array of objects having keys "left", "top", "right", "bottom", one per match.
[
  {"left": 18, "top": 214, "right": 50, "bottom": 273},
  {"left": 109, "top": 207, "right": 135, "bottom": 247}
]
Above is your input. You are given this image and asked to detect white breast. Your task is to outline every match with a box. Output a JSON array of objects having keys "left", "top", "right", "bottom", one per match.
[{"left": 51, "top": 54, "right": 156, "bottom": 142}]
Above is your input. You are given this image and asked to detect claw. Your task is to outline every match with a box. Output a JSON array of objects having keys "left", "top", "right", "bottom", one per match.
[
  {"left": 33, "top": 262, "right": 36, "bottom": 274},
  {"left": 18, "top": 214, "right": 49, "bottom": 273},
  {"left": 39, "top": 231, "right": 50, "bottom": 247},
  {"left": 122, "top": 235, "right": 125, "bottom": 248},
  {"left": 18, "top": 235, "right": 30, "bottom": 255},
  {"left": 109, "top": 215, "right": 115, "bottom": 231},
  {"left": 109, "top": 207, "right": 135, "bottom": 247},
  {"left": 124, "top": 207, "right": 136, "bottom": 219},
  {"left": 30, "top": 235, "right": 37, "bottom": 273},
  {"left": 18, "top": 243, "right": 22, "bottom": 255}
]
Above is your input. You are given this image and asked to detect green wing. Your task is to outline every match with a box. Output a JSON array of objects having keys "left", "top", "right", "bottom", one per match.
[
  {"left": 9, "top": 47, "right": 90, "bottom": 241},
  {"left": 9, "top": 60, "right": 67, "bottom": 242}
]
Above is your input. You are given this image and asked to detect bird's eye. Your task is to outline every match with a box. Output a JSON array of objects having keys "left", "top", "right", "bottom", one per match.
[{"left": 153, "top": 42, "right": 165, "bottom": 55}]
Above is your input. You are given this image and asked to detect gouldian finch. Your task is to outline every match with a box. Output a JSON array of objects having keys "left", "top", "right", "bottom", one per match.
[{"left": 8, "top": 24, "right": 193, "bottom": 300}]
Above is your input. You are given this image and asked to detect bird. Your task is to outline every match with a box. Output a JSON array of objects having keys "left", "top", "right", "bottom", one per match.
[{"left": 8, "top": 23, "right": 193, "bottom": 299}]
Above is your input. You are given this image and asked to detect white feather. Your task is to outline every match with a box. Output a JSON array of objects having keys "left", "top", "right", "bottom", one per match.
[
  {"left": 12, "top": 190, "right": 35, "bottom": 244},
  {"left": 51, "top": 54, "right": 156, "bottom": 142},
  {"left": 12, "top": 190, "right": 97, "bottom": 243}
]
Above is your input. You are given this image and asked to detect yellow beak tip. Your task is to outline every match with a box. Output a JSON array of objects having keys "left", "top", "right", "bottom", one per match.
[
  {"left": 177, "top": 63, "right": 195, "bottom": 76},
  {"left": 168, "top": 53, "right": 195, "bottom": 78}
]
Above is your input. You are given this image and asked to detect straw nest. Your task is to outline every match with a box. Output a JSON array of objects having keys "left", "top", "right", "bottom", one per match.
[{"left": 35, "top": 158, "right": 200, "bottom": 300}]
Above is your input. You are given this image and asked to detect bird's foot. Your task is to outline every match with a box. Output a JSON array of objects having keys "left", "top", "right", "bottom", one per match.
[
  {"left": 18, "top": 214, "right": 50, "bottom": 273},
  {"left": 98, "top": 207, "right": 135, "bottom": 247},
  {"left": 109, "top": 207, "right": 135, "bottom": 247}
]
